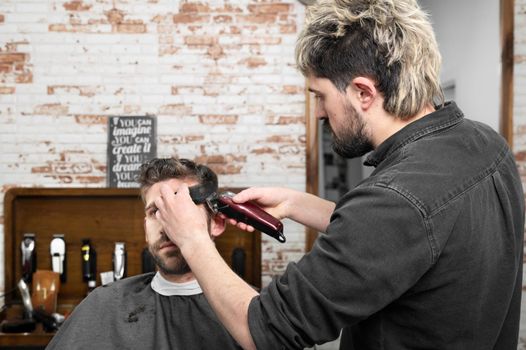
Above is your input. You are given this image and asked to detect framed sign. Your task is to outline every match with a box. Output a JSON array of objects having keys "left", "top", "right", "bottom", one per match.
[{"left": 107, "top": 116, "right": 157, "bottom": 188}]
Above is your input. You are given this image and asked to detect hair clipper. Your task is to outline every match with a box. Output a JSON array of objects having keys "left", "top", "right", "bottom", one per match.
[
  {"left": 17, "top": 278, "right": 33, "bottom": 319},
  {"left": 188, "top": 184, "right": 285, "bottom": 243},
  {"left": 21, "top": 233, "right": 36, "bottom": 283},
  {"left": 113, "top": 242, "right": 127, "bottom": 281},
  {"left": 50, "top": 234, "right": 67, "bottom": 283},
  {"left": 81, "top": 239, "right": 97, "bottom": 282}
]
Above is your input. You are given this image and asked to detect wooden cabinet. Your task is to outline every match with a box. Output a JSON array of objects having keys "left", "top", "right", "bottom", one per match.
[{"left": 1, "top": 187, "right": 261, "bottom": 348}]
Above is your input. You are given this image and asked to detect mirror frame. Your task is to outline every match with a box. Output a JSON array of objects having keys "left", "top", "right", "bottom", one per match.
[
  {"left": 305, "top": 0, "right": 515, "bottom": 251},
  {"left": 500, "top": 0, "right": 514, "bottom": 145}
]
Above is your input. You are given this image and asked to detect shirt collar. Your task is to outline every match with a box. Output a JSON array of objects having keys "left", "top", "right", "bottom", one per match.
[
  {"left": 150, "top": 271, "right": 203, "bottom": 296},
  {"left": 364, "top": 102, "right": 464, "bottom": 167}
]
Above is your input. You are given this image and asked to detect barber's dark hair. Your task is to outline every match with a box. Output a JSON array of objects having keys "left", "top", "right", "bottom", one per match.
[{"left": 137, "top": 157, "right": 218, "bottom": 204}]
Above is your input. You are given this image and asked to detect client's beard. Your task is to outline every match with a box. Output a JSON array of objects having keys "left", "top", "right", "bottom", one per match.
[
  {"left": 327, "top": 102, "right": 373, "bottom": 159},
  {"left": 149, "top": 218, "right": 212, "bottom": 276},
  {"left": 149, "top": 233, "right": 191, "bottom": 275}
]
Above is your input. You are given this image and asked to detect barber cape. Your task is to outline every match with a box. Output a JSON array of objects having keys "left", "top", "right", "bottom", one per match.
[{"left": 46, "top": 272, "right": 241, "bottom": 350}]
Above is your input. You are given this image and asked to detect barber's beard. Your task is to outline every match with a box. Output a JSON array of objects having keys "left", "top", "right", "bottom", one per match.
[
  {"left": 326, "top": 101, "right": 373, "bottom": 159},
  {"left": 149, "top": 233, "right": 191, "bottom": 275}
]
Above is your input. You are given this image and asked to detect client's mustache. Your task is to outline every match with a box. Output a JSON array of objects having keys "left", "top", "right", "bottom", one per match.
[{"left": 152, "top": 232, "right": 175, "bottom": 250}]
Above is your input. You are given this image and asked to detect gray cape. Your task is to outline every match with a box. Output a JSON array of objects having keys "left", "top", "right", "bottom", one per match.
[{"left": 46, "top": 273, "right": 241, "bottom": 350}]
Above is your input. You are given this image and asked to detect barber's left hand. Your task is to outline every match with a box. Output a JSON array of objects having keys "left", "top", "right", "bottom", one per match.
[{"left": 154, "top": 183, "right": 211, "bottom": 250}]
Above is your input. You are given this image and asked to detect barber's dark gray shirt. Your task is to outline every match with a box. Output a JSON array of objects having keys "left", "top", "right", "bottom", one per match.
[{"left": 248, "top": 102, "right": 525, "bottom": 349}]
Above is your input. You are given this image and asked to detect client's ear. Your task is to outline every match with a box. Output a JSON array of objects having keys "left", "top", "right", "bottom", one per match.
[{"left": 210, "top": 214, "right": 226, "bottom": 238}]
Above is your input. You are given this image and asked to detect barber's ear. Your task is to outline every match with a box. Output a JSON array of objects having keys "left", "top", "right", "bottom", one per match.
[
  {"left": 347, "top": 77, "right": 377, "bottom": 110},
  {"left": 210, "top": 214, "right": 226, "bottom": 238}
]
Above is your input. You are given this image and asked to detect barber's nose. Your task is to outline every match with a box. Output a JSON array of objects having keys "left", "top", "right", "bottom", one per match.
[{"left": 315, "top": 103, "right": 327, "bottom": 120}]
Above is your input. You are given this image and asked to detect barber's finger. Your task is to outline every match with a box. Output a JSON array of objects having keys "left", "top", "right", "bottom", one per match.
[
  {"left": 232, "top": 187, "right": 259, "bottom": 203},
  {"left": 176, "top": 182, "right": 189, "bottom": 196},
  {"left": 236, "top": 222, "right": 255, "bottom": 232},
  {"left": 221, "top": 214, "right": 245, "bottom": 228},
  {"left": 154, "top": 195, "right": 166, "bottom": 213},
  {"left": 159, "top": 184, "right": 176, "bottom": 203},
  {"left": 224, "top": 214, "right": 237, "bottom": 226},
  {"left": 170, "top": 183, "right": 194, "bottom": 205}
]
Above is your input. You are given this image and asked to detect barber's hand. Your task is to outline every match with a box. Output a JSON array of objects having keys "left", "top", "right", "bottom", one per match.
[
  {"left": 154, "top": 183, "right": 210, "bottom": 250},
  {"left": 222, "top": 187, "right": 294, "bottom": 232}
]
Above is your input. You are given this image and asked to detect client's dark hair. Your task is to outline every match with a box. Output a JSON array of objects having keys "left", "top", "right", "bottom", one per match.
[{"left": 137, "top": 157, "right": 218, "bottom": 206}]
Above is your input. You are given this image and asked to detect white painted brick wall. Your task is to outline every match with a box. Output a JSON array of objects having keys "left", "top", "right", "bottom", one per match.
[{"left": 0, "top": 0, "right": 307, "bottom": 290}]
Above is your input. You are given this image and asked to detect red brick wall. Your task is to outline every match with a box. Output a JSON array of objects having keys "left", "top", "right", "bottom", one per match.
[{"left": 0, "top": 0, "right": 307, "bottom": 288}]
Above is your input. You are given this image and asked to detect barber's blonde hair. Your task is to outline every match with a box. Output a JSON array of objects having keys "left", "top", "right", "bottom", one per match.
[{"left": 296, "top": 0, "right": 443, "bottom": 119}]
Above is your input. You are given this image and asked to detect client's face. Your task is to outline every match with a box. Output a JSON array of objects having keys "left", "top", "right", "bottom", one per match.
[{"left": 143, "top": 178, "right": 210, "bottom": 277}]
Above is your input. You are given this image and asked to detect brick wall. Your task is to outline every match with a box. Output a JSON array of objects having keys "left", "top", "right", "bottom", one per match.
[{"left": 0, "top": 0, "right": 307, "bottom": 289}]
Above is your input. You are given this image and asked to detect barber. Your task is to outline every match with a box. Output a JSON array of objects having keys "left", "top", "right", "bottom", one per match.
[{"left": 154, "top": 0, "right": 525, "bottom": 349}]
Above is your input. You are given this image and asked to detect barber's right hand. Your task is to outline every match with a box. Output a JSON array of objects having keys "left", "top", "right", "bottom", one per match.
[
  {"left": 155, "top": 183, "right": 211, "bottom": 250},
  {"left": 222, "top": 187, "right": 294, "bottom": 232}
]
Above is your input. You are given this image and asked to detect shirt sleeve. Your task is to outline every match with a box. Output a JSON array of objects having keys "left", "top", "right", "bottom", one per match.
[{"left": 248, "top": 185, "right": 433, "bottom": 349}]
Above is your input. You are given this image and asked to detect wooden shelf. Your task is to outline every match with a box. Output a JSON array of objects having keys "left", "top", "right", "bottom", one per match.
[{"left": 2, "top": 187, "right": 261, "bottom": 348}]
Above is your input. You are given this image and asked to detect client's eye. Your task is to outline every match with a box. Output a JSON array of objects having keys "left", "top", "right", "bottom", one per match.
[{"left": 147, "top": 207, "right": 158, "bottom": 217}]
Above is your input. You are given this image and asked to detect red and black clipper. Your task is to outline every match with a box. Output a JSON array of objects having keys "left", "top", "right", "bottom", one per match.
[{"left": 188, "top": 184, "right": 286, "bottom": 243}]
